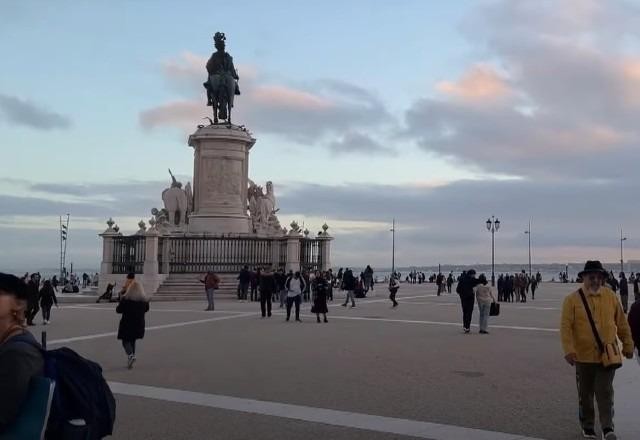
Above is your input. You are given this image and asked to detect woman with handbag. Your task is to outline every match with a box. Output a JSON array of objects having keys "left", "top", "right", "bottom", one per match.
[
  {"left": 116, "top": 274, "right": 149, "bottom": 369},
  {"left": 475, "top": 274, "right": 495, "bottom": 334}
]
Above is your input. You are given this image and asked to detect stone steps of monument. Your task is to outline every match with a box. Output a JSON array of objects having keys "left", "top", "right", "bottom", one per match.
[{"left": 154, "top": 273, "right": 241, "bottom": 300}]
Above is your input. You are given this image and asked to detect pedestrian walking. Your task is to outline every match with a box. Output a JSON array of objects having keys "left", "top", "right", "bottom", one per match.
[
  {"left": 341, "top": 268, "right": 356, "bottom": 308},
  {"left": 38, "top": 279, "right": 58, "bottom": 324},
  {"left": 388, "top": 275, "right": 399, "bottom": 307},
  {"left": 25, "top": 277, "right": 39, "bottom": 326},
  {"left": 618, "top": 272, "right": 629, "bottom": 314},
  {"left": 200, "top": 270, "right": 220, "bottom": 311},
  {"left": 629, "top": 295, "right": 640, "bottom": 364},
  {"left": 237, "top": 265, "right": 251, "bottom": 302},
  {"left": 285, "top": 271, "right": 306, "bottom": 322},
  {"left": 250, "top": 268, "right": 259, "bottom": 302},
  {"left": 116, "top": 274, "right": 149, "bottom": 369},
  {"left": 276, "top": 269, "right": 287, "bottom": 308},
  {"left": 456, "top": 269, "right": 480, "bottom": 333},
  {"left": 51, "top": 275, "right": 59, "bottom": 292},
  {"left": 530, "top": 276, "right": 538, "bottom": 300},
  {"left": 633, "top": 273, "right": 640, "bottom": 302},
  {"left": 560, "top": 261, "right": 634, "bottom": 440},
  {"left": 0, "top": 273, "right": 46, "bottom": 434},
  {"left": 259, "top": 267, "right": 275, "bottom": 318},
  {"left": 311, "top": 272, "right": 329, "bottom": 323},
  {"left": 475, "top": 274, "right": 495, "bottom": 334}
]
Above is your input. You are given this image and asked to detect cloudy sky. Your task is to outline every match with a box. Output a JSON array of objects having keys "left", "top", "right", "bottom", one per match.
[{"left": 2, "top": 0, "right": 640, "bottom": 271}]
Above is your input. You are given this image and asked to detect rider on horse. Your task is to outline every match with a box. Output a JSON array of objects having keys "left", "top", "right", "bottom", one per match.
[{"left": 203, "top": 32, "right": 240, "bottom": 123}]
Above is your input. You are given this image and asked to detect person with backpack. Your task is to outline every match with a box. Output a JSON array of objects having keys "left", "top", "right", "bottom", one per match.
[
  {"left": 116, "top": 274, "right": 149, "bottom": 369},
  {"left": 388, "top": 275, "right": 400, "bottom": 307},
  {"left": 0, "top": 273, "right": 45, "bottom": 433},
  {"left": 200, "top": 270, "right": 220, "bottom": 311},
  {"left": 39, "top": 279, "right": 58, "bottom": 325},
  {"left": 285, "top": 271, "right": 306, "bottom": 322}
]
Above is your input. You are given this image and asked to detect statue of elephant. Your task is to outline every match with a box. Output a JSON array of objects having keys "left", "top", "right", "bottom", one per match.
[{"left": 162, "top": 186, "right": 188, "bottom": 227}]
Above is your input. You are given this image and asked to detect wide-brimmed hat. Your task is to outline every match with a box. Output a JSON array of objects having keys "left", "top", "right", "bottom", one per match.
[{"left": 578, "top": 260, "right": 608, "bottom": 278}]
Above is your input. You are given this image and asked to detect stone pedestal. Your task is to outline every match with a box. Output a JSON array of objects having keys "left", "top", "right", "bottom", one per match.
[{"left": 187, "top": 125, "right": 256, "bottom": 234}]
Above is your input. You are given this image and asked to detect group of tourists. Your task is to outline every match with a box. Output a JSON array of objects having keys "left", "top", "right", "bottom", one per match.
[
  {"left": 18, "top": 272, "right": 60, "bottom": 326},
  {"left": 497, "top": 271, "right": 541, "bottom": 302}
]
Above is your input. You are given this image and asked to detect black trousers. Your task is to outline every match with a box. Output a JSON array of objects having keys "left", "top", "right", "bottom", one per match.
[
  {"left": 122, "top": 340, "right": 136, "bottom": 356},
  {"left": 26, "top": 304, "right": 40, "bottom": 324},
  {"left": 286, "top": 295, "right": 301, "bottom": 320},
  {"left": 41, "top": 304, "right": 52, "bottom": 321},
  {"left": 389, "top": 290, "right": 398, "bottom": 306},
  {"left": 250, "top": 285, "right": 258, "bottom": 301},
  {"left": 460, "top": 295, "right": 475, "bottom": 329},
  {"left": 260, "top": 292, "right": 272, "bottom": 317}
]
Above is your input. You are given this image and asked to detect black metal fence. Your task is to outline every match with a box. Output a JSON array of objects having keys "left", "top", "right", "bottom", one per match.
[
  {"left": 112, "top": 236, "right": 146, "bottom": 274},
  {"left": 168, "top": 237, "right": 275, "bottom": 273},
  {"left": 300, "top": 238, "right": 322, "bottom": 272}
]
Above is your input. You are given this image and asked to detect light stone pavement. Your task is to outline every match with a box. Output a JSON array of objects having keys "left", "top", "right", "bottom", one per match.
[{"left": 35, "top": 282, "right": 639, "bottom": 440}]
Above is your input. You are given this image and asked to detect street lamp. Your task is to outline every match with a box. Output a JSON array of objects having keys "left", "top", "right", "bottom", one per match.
[
  {"left": 486, "top": 216, "right": 500, "bottom": 286},
  {"left": 524, "top": 219, "right": 532, "bottom": 278},
  {"left": 390, "top": 219, "right": 396, "bottom": 276},
  {"left": 620, "top": 227, "right": 627, "bottom": 274}
]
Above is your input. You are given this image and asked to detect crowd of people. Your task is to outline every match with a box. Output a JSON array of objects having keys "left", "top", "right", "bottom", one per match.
[{"left": 2, "top": 262, "right": 640, "bottom": 439}]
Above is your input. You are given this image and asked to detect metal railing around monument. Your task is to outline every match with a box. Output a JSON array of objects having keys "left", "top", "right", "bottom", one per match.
[
  {"left": 300, "top": 238, "right": 322, "bottom": 272},
  {"left": 168, "top": 236, "right": 277, "bottom": 273},
  {"left": 112, "top": 235, "right": 146, "bottom": 274}
]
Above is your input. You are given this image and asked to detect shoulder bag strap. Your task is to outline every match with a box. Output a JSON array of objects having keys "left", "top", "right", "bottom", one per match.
[{"left": 577, "top": 288, "right": 605, "bottom": 353}]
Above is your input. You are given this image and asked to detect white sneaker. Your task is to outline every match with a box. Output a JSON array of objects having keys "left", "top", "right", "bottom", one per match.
[
  {"left": 127, "top": 355, "right": 136, "bottom": 369},
  {"left": 602, "top": 429, "right": 617, "bottom": 440}
]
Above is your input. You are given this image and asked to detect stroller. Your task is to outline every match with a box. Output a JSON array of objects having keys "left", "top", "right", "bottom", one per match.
[{"left": 96, "top": 283, "right": 116, "bottom": 303}]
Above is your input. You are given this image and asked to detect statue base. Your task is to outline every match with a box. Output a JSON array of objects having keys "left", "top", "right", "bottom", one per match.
[{"left": 187, "top": 124, "right": 256, "bottom": 235}]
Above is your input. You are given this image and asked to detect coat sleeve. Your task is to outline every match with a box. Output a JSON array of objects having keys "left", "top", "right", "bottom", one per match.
[
  {"left": 615, "top": 297, "right": 634, "bottom": 354},
  {"left": 560, "top": 295, "right": 576, "bottom": 355}
]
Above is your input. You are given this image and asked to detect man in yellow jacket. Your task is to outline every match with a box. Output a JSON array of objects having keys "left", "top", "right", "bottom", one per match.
[{"left": 561, "top": 261, "right": 633, "bottom": 440}]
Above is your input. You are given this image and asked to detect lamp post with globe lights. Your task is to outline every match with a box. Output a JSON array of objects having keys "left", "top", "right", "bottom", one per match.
[{"left": 486, "top": 216, "right": 500, "bottom": 286}]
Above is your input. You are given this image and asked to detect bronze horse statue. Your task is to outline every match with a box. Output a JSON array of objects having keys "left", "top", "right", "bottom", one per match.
[{"left": 203, "top": 32, "right": 240, "bottom": 124}]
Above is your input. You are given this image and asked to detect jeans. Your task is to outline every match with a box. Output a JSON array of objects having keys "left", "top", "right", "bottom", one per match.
[
  {"left": 286, "top": 295, "right": 301, "bottom": 320},
  {"left": 205, "top": 288, "right": 215, "bottom": 310},
  {"left": 575, "top": 362, "right": 616, "bottom": 431},
  {"left": 478, "top": 302, "right": 491, "bottom": 332},
  {"left": 343, "top": 290, "right": 355, "bottom": 306},
  {"left": 122, "top": 340, "right": 136, "bottom": 356},
  {"left": 460, "top": 295, "right": 475, "bottom": 329},
  {"left": 239, "top": 282, "right": 249, "bottom": 300},
  {"left": 42, "top": 304, "right": 52, "bottom": 321},
  {"left": 620, "top": 294, "right": 628, "bottom": 313},
  {"left": 279, "top": 289, "right": 287, "bottom": 307},
  {"left": 260, "top": 292, "right": 272, "bottom": 317}
]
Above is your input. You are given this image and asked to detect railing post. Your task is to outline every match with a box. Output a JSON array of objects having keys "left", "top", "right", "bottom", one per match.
[
  {"left": 99, "top": 228, "right": 118, "bottom": 275},
  {"left": 143, "top": 230, "right": 159, "bottom": 276},
  {"left": 271, "top": 238, "right": 280, "bottom": 270},
  {"left": 285, "top": 232, "right": 302, "bottom": 273},
  {"left": 161, "top": 236, "right": 171, "bottom": 274}
]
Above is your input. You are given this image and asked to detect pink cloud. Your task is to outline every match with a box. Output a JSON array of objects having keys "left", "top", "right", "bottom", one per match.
[
  {"left": 436, "top": 65, "right": 512, "bottom": 102},
  {"left": 139, "top": 100, "right": 203, "bottom": 132},
  {"left": 252, "top": 85, "right": 333, "bottom": 110}
]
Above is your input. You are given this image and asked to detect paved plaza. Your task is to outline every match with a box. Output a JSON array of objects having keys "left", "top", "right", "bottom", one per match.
[{"left": 46, "top": 283, "right": 638, "bottom": 440}]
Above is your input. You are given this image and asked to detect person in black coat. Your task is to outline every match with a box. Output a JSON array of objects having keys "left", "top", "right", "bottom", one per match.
[
  {"left": 259, "top": 268, "right": 276, "bottom": 318},
  {"left": 25, "top": 278, "right": 39, "bottom": 326},
  {"left": 116, "top": 279, "right": 149, "bottom": 369},
  {"left": 456, "top": 269, "right": 481, "bottom": 333},
  {"left": 619, "top": 272, "right": 629, "bottom": 313},
  {"left": 311, "top": 272, "right": 329, "bottom": 323},
  {"left": 38, "top": 279, "right": 58, "bottom": 324}
]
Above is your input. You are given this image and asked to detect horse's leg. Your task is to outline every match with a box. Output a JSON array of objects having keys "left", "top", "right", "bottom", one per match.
[
  {"left": 227, "top": 104, "right": 232, "bottom": 125},
  {"left": 213, "top": 101, "right": 218, "bottom": 124}
]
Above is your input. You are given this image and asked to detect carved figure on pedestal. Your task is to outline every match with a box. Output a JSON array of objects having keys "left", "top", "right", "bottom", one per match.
[
  {"left": 151, "top": 208, "right": 171, "bottom": 233},
  {"left": 247, "top": 180, "right": 282, "bottom": 235},
  {"left": 162, "top": 169, "right": 191, "bottom": 228}
]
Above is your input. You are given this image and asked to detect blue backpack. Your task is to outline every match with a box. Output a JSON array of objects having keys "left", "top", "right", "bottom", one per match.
[{"left": 9, "top": 334, "right": 116, "bottom": 440}]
